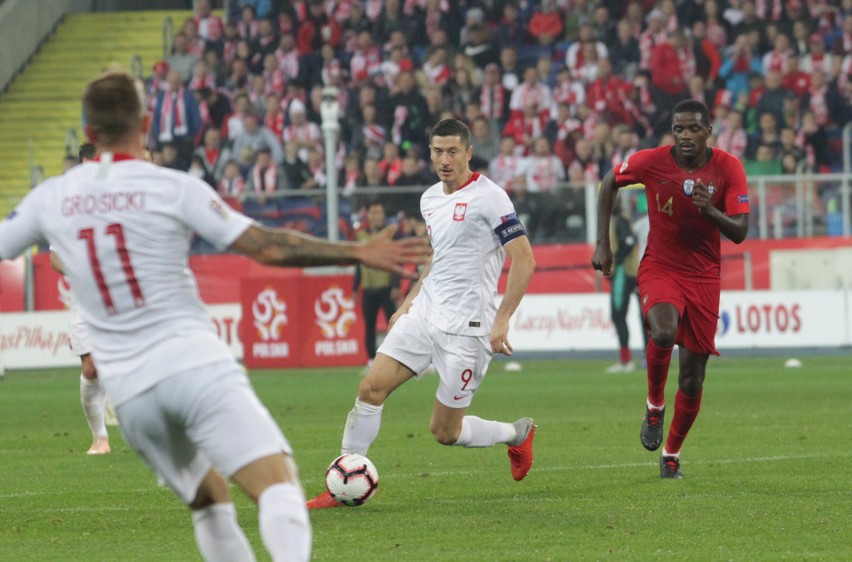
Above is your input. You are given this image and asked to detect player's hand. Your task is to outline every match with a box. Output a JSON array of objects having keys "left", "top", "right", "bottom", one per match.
[
  {"left": 360, "top": 225, "right": 431, "bottom": 278},
  {"left": 591, "top": 242, "right": 614, "bottom": 277},
  {"left": 691, "top": 178, "right": 717, "bottom": 216},
  {"left": 490, "top": 320, "right": 513, "bottom": 356}
]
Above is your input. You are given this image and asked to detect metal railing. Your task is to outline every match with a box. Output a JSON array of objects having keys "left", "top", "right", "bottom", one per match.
[{"left": 162, "top": 16, "right": 174, "bottom": 61}]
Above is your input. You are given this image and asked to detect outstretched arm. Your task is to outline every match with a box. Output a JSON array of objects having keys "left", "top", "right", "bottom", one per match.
[
  {"left": 591, "top": 170, "right": 620, "bottom": 276},
  {"left": 229, "top": 224, "right": 430, "bottom": 277}
]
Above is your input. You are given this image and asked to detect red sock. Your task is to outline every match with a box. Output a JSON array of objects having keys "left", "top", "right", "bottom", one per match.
[
  {"left": 645, "top": 339, "right": 673, "bottom": 407},
  {"left": 664, "top": 389, "right": 703, "bottom": 455},
  {"left": 619, "top": 346, "right": 631, "bottom": 364}
]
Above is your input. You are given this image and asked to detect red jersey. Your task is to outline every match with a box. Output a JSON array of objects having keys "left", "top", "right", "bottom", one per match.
[{"left": 614, "top": 146, "right": 750, "bottom": 279}]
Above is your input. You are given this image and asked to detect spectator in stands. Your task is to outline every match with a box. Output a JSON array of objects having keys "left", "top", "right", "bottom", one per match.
[
  {"left": 503, "top": 100, "right": 549, "bottom": 157},
  {"left": 378, "top": 141, "right": 404, "bottom": 186},
  {"left": 748, "top": 111, "right": 781, "bottom": 158},
  {"left": 359, "top": 157, "right": 384, "bottom": 189},
  {"left": 803, "top": 70, "right": 846, "bottom": 129},
  {"left": 253, "top": 18, "right": 279, "bottom": 63},
  {"left": 496, "top": 2, "right": 525, "bottom": 47},
  {"left": 232, "top": 111, "right": 284, "bottom": 165},
  {"left": 566, "top": 24, "right": 610, "bottom": 82},
  {"left": 744, "top": 143, "right": 783, "bottom": 176},
  {"left": 649, "top": 30, "right": 691, "bottom": 106},
  {"left": 778, "top": 127, "right": 807, "bottom": 171},
  {"left": 283, "top": 99, "right": 322, "bottom": 162},
  {"left": 782, "top": 54, "right": 811, "bottom": 99},
  {"left": 755, "top": 70, "right": 790, "bottom": 125},
  {"left": 801, "top": 34, "right": 836, "bottom": 79},
  {"left": 719, "top": 34, "right": 762, "bottom": 100},
  {"left": 464, "top": 23, "right": 501, "bottom": 69},
  {"left": 306, "top": 148, "right": 328, "bottom": 190},
  {"left": 298, "top": 0, "right": 341, "bottom": 55},
  {"left": 281, "top": 140, "right": 317, "bottom": 193},
  {"left": 386, "top": 71, "right": 431, "bottom": 153},
  {"left": 609, "top": 18, "right": 640, "bottom": 81},
  {"left": 586, "top": 58, "right": 635, "bottom": 128},
  {"left": 151, "top": 69, "right": 202, "bottom": 161},
  {"left": 217, "top": 159, "right": 245, "bottom": 198},
  {"left": 247, "top": 147, "right": 284, "bottom": 203},
  {"left": 639, "top": 9, "right": 669, "bottom": 71},
  {"left": 181, "top": 18, "right": 206, "bottom": 59},
  {"left": 762, "top": 32, "right": 794, "bottom": 75},
  {"left": 446, "top": 66, "right": 477, "bottom": 117},
  {"left": 499, "top": 46, "right": 522, "bottom": 90},
  {"left": 167, "top": 33, "right": 198, "bottom": 82},
  {"left": 192, "top": 0, "right": 223, "bottom": 42},
  {"left": 518, "top": 136, "right": 566, "bottom": 242},
  {"left": 351, "top": 103, "right": 386, "bottom": 162},
  {"left": 528, "top": 0, "right": 563, "bottom": 48},
  {"left": 715, "top": 109, "right": 748, "bottom": 160},
  {"left": 469, "top": 116, "right": 501, "bottom": 169},
  {"left": 188, "top": 154, "right": 214, "bottom": 186},
  {"left": 510, "top": 66, "right": 553, "bottom": 118},
  {"left": 145, "top": 60, "right": 169, "bottom": 112},
  {"left": 161, "top": 142, "right": 186, "bottom": 171},
  {"left": 188, "top": 59, "right": 217, "bottom": 92},
  {"left": 194, "top": 127, "right": 231, "bottom": 184},
  {"left": 489, "top": 136, "right": 522, "bottom": 193},
  {"left": 476, "top": 63, "right": 510, "bottom": 129}
]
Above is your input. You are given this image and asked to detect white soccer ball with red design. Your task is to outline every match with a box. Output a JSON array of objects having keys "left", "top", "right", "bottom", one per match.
[{"left": 324, "top": 453, "right": 379, "bottom": 506}]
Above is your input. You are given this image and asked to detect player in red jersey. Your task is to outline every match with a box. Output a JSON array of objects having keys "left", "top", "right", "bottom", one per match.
[{"left": 592, "top": 100, "right": 750, "bottom": 479}]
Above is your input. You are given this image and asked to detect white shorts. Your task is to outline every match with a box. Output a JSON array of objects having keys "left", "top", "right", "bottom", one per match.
[
  {"left": 378, "top": 304, "right": 494, "bottom": 409},
  {"left": 115, "top": 361, "right": 291, "bottom": 504},
  {"left": 68, "top": 307, "right": 92, "bottom": 356}
]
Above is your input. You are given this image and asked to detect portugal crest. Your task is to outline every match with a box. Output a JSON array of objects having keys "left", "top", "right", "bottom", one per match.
[{"left": 682, "top": 179, "right": 695, "bottom": 196}]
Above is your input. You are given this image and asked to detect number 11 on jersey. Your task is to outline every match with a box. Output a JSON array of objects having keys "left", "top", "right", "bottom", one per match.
[{"left": 79, "top": 223, "right": 145, "bottom": 314}]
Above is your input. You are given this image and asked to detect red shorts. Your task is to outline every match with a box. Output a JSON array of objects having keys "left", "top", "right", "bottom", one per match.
[{"left": 637, "top": 269, "right": 721, "bottom": 356}]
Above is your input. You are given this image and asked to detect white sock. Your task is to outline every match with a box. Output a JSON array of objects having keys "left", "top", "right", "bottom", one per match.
[
  {"left": 191, "top": 502, "right": 255, "bottom": 562},
  {"left": 80, "top": 375, "right": 108, "bottom": 439},
  {"left": 258, "top": 483, "right": 312, "bottom": 562},
  {"left": 453, "top": 416, "right": 516, "bottom": 448},
  {"left": 662, "top": 448, "right": 680, "bottom": 458},
  {"left": 647, "top": 399, "right": 665, "bottom": 411},
  {"left": 340, "top": 399, "right": 383, "bottom": 455}
]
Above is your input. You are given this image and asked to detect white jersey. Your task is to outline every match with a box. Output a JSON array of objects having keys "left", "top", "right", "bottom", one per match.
[
  {"left": 0, "top": 154, "right": 254, "bottom": 405},
  {"left": 414, "top": 172, "right": 525, "bottom": 336}
]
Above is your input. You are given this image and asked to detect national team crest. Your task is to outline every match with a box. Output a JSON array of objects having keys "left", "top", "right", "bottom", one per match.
[
  {"left": 707, "top": 182, "right": 716, "bottom": 196},
  {"left": 682, "top": 179, "right": 695, "bottom": 196},
  {"left": 453, "top": 202, "right": 468, "bottom": 221}
]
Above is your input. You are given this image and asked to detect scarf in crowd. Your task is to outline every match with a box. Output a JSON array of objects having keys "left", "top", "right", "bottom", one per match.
[
  {"left": 159, "top": 88, "right": 188, "bottom": 142},
  {"left": 807, "top": 85, "right": 829, "bottom": 126},
  {"left": 479, "top": 84, "right": 506, "bottom": 121},
  {"left": 755, "top": 0, "right": 783, "bottom": 21},
  {"left": 362, "top": 123, "right": 386, "bottom": 145},
  {"left": 265, "top": 111, "right": 285, "bottom": 138},
  {"left": 252, "top": 164, "right": 278, "bottom": 193},
  {"left": 219, "top": 175, "right": 244, "bottom": 197}
]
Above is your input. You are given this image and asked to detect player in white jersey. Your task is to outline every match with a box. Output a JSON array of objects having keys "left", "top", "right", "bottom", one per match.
[
  {"left": 308, "top": 118, "right": 537, "bottom": 509},
  {"left": 52, "top": 142, "right": 113, "bottom": 456},
  {"left": 0, "top": 71, "right": 429, "bottom": 562}
]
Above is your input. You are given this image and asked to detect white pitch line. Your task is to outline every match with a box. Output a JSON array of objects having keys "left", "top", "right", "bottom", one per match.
[{"left": 300, "top": 451, "right": 852, "bottom": 483}]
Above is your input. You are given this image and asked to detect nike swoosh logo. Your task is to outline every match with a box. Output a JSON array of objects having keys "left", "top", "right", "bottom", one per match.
[{"left": 453, "top": 394, "right": 466, "bottom": 401}]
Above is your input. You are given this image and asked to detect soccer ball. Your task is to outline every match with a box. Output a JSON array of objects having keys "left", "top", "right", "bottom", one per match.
[{"left": 324, "top": 453, "right": 379, "bottom": 506}]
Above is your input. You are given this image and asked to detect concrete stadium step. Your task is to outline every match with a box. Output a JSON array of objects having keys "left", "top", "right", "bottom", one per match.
[{"left": 0, "top": 10, "right": 193, "bottom": 214}]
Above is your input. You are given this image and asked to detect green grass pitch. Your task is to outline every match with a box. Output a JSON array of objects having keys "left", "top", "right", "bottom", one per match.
[{"left": 0, "top": 356, "right": 850, "bottom": 561}]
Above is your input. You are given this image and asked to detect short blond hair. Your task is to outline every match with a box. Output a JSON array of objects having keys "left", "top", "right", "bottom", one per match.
[{"left": 82, "top": 71, "right": 146, "bottom": 146}]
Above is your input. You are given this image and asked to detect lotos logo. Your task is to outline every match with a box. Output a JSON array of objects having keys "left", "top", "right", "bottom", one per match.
[
  {"left": 252, "top": 288, "right": 288, "bottom": 340},
  {"left": 716, "top": 310, "right": 731, "bottom": 336}
]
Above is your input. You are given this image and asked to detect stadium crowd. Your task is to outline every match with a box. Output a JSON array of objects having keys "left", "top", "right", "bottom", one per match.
[{"left": 138, "top": 0, "right": 852, "bottom": 244}]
